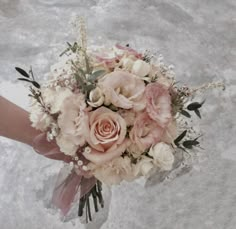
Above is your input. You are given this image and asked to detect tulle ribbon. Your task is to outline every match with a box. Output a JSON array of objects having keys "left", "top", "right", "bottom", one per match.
[{"left": 33, "top": 133, "right": 96, "bottom": 215}]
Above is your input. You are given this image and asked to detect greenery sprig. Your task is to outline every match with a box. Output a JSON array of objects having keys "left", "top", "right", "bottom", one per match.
[
  {"left": 15, "top": 66, "right": 40, "bottom": 89},
  {"left": 174, "top": 130, "right": 201, "bottom": 152},
  {"left": 180, "top": 100, "right": 205, "bottom": 119}
]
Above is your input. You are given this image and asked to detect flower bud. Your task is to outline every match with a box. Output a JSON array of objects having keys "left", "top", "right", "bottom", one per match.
[
  {"left": 132, "top": 59, "right": 151, "bottom": 77},
  {"left": 88, "top": 87, "right": 105, "bottom": 107}
]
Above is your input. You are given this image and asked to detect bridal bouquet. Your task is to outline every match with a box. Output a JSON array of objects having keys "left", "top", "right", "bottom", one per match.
[{"left": 15, "top": 19, "right": 224, "bottom": 223}]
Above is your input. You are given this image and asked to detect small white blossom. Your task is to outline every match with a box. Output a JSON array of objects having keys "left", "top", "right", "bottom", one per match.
[
  {"left": 82, "top": 165, "right": 88, "bottom": 171},
  {"left": 84, "top": 146, "right": 91, "bottom": 154},
  {"left": 77, "top": 160, "right": 83, "bottom": 166}
]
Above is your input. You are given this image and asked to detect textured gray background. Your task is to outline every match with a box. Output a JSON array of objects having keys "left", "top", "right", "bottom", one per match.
[{"left": 0, "top": 0, "right": 236, "bottom": 228}]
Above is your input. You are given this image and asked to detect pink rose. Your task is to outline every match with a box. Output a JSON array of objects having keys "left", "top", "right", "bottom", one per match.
[
  {"left": 99, "top": 71, "right": 146, "bottom": 111},
  {"left": 83, "top": 107, "right": 129, "bottom": 165},
  {"left": 129, "top": 112, "right": 164, "bottom": 152},
  {"left": 145, "top": 83, "right": 172, "bottom": 127}
]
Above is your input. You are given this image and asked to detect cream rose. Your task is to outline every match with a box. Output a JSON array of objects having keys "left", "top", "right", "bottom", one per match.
[
  {"left": 83, "top": 107, "right": 128, "bottom": 165},
  {"left": 98, "top": 71, "right": 146, "bottom": 111},
  {"left": 148, "top": 142, "right": 174, "bottom": 171}
]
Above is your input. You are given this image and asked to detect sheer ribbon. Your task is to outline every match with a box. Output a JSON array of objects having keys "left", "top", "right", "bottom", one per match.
[{"left": 33, "top": 133, "right": 96, "bottom": 215}]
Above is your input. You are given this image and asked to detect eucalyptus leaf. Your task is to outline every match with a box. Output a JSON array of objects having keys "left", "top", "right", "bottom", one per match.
[
  {"left": 174, "top": 130, "right": 187, "bottom": 146},
  {"left": 183, "top": 140, "right": 200, "bottom": 149},
  {"left": 187, "top": 102, "right": 202, "bottom": 111},
  {"left": 15, "top": 67, "right": 30, "bottom": 78},
  {"left": 66, "top": 42, "right": 72, "bottom": 48},
  {"left": 187, "top": 100, "right": 205, "bottom": 111},
  {"left": 194, "top": 109, "right": 201, "bottom": 118},
  {"left": 32, "top": 81, "right": 41, "bottom": 89},
  {"left": 89, "top": 70, "right": 106, "bottom": 82},
  {"left": 180, "top": 109, "right": 191, "bottom": 118},
  {"left": 17, "top": 78, "right": 31, "bottom": 82}
]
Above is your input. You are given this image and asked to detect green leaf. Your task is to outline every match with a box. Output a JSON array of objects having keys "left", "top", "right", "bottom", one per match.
[
  {"left": 66, "top": 42, "right": 72, "bottom": 48},
  {"left": 32, "top": 81, "right": 41, "bottom": 89},
  {"left": 180, "top": 109, "right": 191, "bottom": 118},
  {"left": 183, "top": 140, "right": 200, "bottom": 149},
  {"left": 15, "top": 67, "right": 30, "bottom": 78},
  {"left": 174, "top": 130, "right": 187, "bottom": 146},
  {"left": 187, "top": 100, "right": 205, "bottom": 111},
  {"left": 187, "top": 102, "right": 201, "bottom": 111},
  {"left": 18, "top": 78, "right": 31, "bottom": 82},
  {"left": 88, "top": 70, "right": 106, "bottom": 82},
  {"left": 194, "top": 109, "right": 201, "bottom": 118}
]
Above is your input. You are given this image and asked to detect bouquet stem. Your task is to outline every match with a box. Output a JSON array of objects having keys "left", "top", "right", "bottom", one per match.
[{"left": 78, "top": 180, "right": 104, "bottom": 223}]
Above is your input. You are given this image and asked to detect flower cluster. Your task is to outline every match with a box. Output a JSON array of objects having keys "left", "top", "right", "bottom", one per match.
[
  {"left": 28, "top": 44, "right": 184, "bottom": 185},
  {"left": 15, "top": 20, "right": 224, "bottom": 223}
]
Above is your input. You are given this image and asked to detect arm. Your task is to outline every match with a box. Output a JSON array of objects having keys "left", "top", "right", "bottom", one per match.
[
  {"left": 0, "top": 96, "right": 41, "bottom": 146},
  {"left": 0, "top": 96, "right": 71, "bottom": 162}
]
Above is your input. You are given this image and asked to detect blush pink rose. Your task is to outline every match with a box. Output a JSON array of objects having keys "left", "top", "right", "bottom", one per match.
[
  {"left": 145, "top": 83, "right": 172, "bottom": 128},
  {"left": 129, "top": 112, "right": 164, "bottom": 152},
  {"left": 99, "top": 71, "right": 146, "bottom": 111},
  {"left": 83, "top": 107, "right": 129, "bottom": 165}
]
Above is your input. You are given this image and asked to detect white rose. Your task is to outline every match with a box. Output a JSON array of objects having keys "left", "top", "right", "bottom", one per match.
[
  {"left": 132, "top": 59, "right": 151, "bottom": 77},
  {"left": 148, "top": 142, "right": 174, "bottom": 171},
  {"left": 134, "top": 157, "right": 154, "bottom": 177},
  {"left": 87, "top": 87, "right": 104, "bottom": 107}
]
